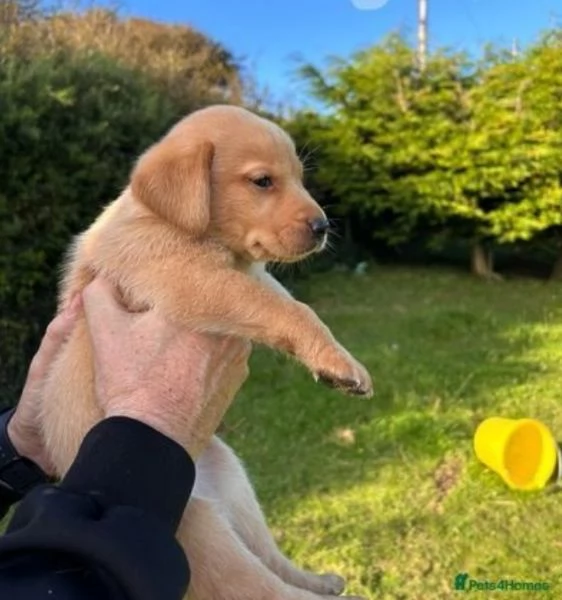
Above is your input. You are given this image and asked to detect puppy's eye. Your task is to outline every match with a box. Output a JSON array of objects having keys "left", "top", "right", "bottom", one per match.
[{"left": 252, "top": 175, "right": 273, "bottom": 189}]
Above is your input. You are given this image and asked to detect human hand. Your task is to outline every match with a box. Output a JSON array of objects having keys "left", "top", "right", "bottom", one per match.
[
  {"left": 8, "top": 296, "right": 82, "bottom": 476},
  {"left": 82, "top": 278, "right": 251, "bottom": 458}
]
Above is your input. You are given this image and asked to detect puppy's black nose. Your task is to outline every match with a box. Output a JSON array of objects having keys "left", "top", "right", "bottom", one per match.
[{"left": 308, "top": 217, "right": 330, "bottom": 237}]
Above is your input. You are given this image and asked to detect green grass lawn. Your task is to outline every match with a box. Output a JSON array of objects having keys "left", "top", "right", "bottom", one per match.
[
  {"left": 3, "top": 266, "right": 562, "bottom": 599},
  {"left": 219, "top": 266, "right": 562, "bottom": 599}
]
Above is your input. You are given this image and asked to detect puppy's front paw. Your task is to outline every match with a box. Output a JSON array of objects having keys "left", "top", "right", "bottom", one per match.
[
  {"left": 313, "top": 344, "right": 373, "bottom": 397},
  {"left": 318, "top": 573, "right": 346, "bottom": 595}
]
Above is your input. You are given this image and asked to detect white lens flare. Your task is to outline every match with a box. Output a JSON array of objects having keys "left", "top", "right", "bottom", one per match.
[{"left": 351, "top": 0, "right": 390, "bottom": 9}]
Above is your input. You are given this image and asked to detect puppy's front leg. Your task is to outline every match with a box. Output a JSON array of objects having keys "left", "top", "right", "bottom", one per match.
[{"left": 129, "top": 263, "right": 373, "bottom": 397}]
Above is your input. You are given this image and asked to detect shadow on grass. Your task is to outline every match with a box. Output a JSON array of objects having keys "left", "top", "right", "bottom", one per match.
[{"left": 221, "top": 267, "right": 562, "bottom": 513}]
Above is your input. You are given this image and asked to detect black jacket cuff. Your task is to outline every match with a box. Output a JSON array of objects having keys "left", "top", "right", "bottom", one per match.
[
  {"left": 2, "top": 486, "right": 190, "bottom": 600},
  {"left": 61, "top": 417, "right": 195, "bottom": 533}
]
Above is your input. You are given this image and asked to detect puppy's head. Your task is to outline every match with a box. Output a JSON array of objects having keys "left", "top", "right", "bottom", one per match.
[{"left": 130, "top": 105, "right": 328, "bottom": 263}]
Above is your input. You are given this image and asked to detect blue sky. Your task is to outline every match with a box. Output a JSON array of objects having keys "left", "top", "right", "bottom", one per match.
[{"left": 116, "top": 0, "right": 560, "bottom": 107}]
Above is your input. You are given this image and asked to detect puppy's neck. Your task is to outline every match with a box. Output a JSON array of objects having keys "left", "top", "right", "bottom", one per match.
[{"left": 232, "top": 253, "right": 257, "bottom": 271}]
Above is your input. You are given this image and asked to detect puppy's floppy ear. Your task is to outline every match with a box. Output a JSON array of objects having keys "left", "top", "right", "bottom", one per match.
[{"left": 131, "top": 139, "right": 214, "bottom": 236}]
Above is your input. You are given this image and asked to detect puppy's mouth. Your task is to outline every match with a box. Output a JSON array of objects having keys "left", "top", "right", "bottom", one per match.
[{"left": 248, "top": 233, "right": 327, "bottom": 264}]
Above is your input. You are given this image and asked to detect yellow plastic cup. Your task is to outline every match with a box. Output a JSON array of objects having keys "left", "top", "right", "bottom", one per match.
[{"left": 474, "top": 417, "right": 561, "bottom": 491}]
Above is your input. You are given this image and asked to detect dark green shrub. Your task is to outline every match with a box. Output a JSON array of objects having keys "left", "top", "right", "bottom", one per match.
[{"left": 0, "top": 50, "right": 186, "bottom": 406}]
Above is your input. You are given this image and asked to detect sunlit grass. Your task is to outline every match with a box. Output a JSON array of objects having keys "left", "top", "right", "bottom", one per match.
[
  {"left": 223, "top": 266, "right": 562, "bottom": 599},
  {"left": 3, "top": 265, "right": 562, "bottom": 598}
]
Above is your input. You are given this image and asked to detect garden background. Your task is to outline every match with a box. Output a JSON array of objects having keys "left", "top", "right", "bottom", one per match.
[{"left": 2, "top": 1, "right": 562, "bottom": 597}]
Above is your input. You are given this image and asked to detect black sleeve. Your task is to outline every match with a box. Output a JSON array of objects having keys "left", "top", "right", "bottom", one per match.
[
  {"left": 0, "top": 417, "right": 196, "bottom": 600},
  {"left": 0, "top": 492, "right": 15, "bottom": 520}
]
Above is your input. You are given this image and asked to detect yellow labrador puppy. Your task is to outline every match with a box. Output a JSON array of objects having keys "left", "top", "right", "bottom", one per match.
[{"left": 40, "top": 105, "right": 372, "bottom": 600}]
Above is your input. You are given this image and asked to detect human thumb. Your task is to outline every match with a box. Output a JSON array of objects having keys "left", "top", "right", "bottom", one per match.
[{"left": 83, "top": 277, "right": 132, "bottom": 349}]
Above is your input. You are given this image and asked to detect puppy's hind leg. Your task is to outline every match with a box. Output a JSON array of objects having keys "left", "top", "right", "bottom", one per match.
[
  {"left": 194, "top": 437, "right": 350, "bottom": 597},
  {"left": 178, "top": 497, "right": 358, "bottom": 600}
]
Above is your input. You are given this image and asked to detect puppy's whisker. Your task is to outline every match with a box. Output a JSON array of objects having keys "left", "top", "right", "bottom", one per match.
[
  {"left": 299, "top": 255, "right": 313, "bottom": 273},
  {"left": 325, "top": 239, "right": 338, "bottom": 255},
  {"left": 298, "top": 141, "right": 320, "bottom": 165},
  {"left": 299, "top": 144, "right": 321, "bottom": 171},
  {"left": 305, "top": 144, "right": 321, "bottom": 161},
  {"left": 297, "top": 139, "right": 313, "bottom": 159}
]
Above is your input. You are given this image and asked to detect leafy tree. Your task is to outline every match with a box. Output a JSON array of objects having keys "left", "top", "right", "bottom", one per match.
[
  {"left": 295, "top": 33, "right": 562, "bottom": 277},
  {"left": 514, "top": 32, "right": 562, "bottom": 278},
  {"left": 297, "top": 37, "right": 479, "bottom": 261},
  {"left": 1, "top": 8, "right": 243, "bottom": 110}
]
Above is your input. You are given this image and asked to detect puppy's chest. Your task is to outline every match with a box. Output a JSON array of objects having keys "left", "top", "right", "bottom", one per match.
[{"left": 244, "top": 262, "right": 292, "bottom": 299}]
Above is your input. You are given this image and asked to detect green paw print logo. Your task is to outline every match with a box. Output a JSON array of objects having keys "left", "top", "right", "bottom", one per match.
[
  {"left": 351, "top": 0, "right": 390, "bottom": 9},
  {"left": 454, "top": 573, "right": 469, "bottom": 591}
]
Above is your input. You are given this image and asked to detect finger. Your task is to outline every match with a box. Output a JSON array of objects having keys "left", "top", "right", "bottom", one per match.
[
  {"left": 208, "top": 361, "right": 250, "bottom": 407},
  {"left": 82, "top": 278, "right": 133, "bottom": 346},
  {"left": 29, "top": 294, "right": 82, "bottom": 378},
  {"left": 220, "top": 337, "right": 252, "bottom": 364},
  {"left": 227, "top": 360, "right": 250, "bottom": 387},
  {"left": 207, "top": 338, "right": 251, "bottom": 390},
  {"left": 201, "top": 338, "right": 239, "bottom": 376},
  {"left": 83, "top": 277, "right": 124, "bottom": 317},
  {"left": 60, "top": 291, "right": 82, "bottom": 313}
]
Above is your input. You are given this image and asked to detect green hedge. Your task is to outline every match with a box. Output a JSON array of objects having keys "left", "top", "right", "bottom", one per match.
[{"left": 0, "top": 50, "right": 189, "bottom": 406}]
